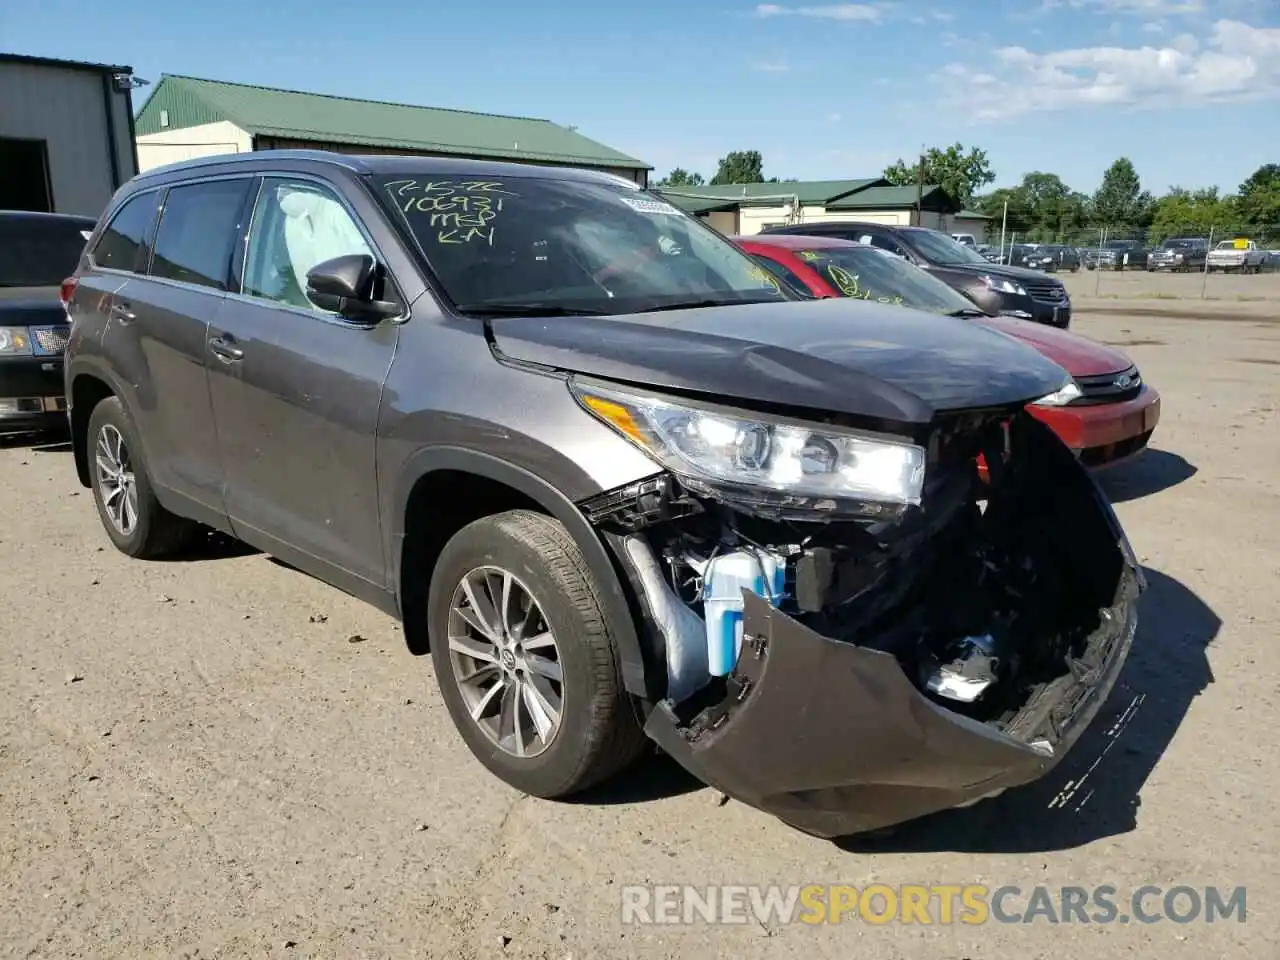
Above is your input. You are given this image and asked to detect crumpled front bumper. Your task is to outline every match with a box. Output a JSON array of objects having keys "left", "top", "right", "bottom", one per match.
[
  {"left": 646, "top": 561, "right": 1138, "bottom": 838},
  {"left": 638, "top": 426, "right": 1144, "bottom": 838}
]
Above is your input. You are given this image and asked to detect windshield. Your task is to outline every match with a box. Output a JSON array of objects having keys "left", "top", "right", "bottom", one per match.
[
  {"left": 0, "top": 216, "right": 91, "bottom": 287},
  {"left": 797, "top": 246, "right": 978, "bottom": 314},
  {"left": 376, "top": 174, "right": 786, "bottom": 314},
  {"left": 1162, "top": 239, "right": 1201, "bottom": 249},
  {"left": 1215, "top": 240, "right": 1245, "bottom": 250},
  {"left": 899, "top": 228, "right": 991, "bottom": 265},
  {"left": 1104, "top": 240, "right": 1137, "bottom": 250}
]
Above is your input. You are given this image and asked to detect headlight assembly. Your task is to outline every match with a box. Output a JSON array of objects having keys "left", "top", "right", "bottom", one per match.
[
  {"left": 571, "top": 380, "right": 926, "bottom": 515},
  {"left": 979, "top": 275, "right": 1027, "bottom": 297},
  {"left": 0, "top": 327, "right": 33, "bottom": 356},
  {"left": 1031, "top": 379, "right": 1083, "bottom": 407}
]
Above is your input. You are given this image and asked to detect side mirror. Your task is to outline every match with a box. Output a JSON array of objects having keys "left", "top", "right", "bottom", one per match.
[{"left": 306, "top": 254, "right": 401, "bottom": 321}]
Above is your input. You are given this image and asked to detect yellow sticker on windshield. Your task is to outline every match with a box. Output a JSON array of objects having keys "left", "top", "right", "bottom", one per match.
[
  {"left": 1233, "top": 238, "right": 1250, "bottom": 249},
  {"left": 825, "top": 264, "right": 867, "bottom": 299},
  {"left": 750, "top": 266, "right": 781, "bottom": 291}
]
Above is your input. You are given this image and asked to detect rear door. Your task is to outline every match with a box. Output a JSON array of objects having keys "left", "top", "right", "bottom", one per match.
[
  {"left": 123, "top": 177, "right": 255, "bottom": 521},
  {"left": 206, "top": 174, "right": 401, "bottom": 588}
]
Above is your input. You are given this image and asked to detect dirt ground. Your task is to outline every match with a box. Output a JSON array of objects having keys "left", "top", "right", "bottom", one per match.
[
  {"left": 1063, "top": 265, "right": 1280, "bottom": 302},
  {"left": 2, "top": 311, "right": 1278, "bottom": 959}
]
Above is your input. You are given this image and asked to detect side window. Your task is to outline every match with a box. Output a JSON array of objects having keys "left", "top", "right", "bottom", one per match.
[
  {"left": 862, "top": 233, "right": 907, "bottom": 257},
  {"left": 151, "top": 179, "right": 253, "bottom": 290},
  {"left": 242, "top": 178, "right": 374, "bottom": 312},
  {"left": 749, "top": 254, "right": 812, "bottom": 297},
  {"left": 92, "top": 191, "right": 160, "bottom": 273}
]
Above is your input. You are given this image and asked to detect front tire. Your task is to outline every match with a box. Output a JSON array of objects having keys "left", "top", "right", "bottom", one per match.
[
  {"left": 86, "top": 396, "right": 197, "bottom": 558},
  {"left": 427, "top": 509, "right": 646, "bottom": 798}
]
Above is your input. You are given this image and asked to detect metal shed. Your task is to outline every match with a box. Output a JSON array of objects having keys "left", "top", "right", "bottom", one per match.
[
  {"left": 134, "top": 74, "right": 651, "bottom": 186},
  {"left": 0, "top": 53, "right": 142, "bottom": 217}
]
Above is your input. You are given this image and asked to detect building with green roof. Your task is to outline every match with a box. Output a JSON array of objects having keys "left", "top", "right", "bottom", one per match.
[
  {"left": 652, "top": 178, "right": 992, "bottom": 240},
  {"left": 134, "top": 74, "right": 651, "bottom": 184}
]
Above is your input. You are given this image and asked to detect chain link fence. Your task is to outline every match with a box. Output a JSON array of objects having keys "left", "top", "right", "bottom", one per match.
[{"left": 982, "top": 223, "right": 1280, "bottom": 301}]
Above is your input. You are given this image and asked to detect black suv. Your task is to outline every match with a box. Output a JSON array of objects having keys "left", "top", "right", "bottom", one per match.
[
  {"left": 63, "top": 152, "right": 1139, "bottom": 838},
  {"left": 763, "top": 222, "right": 1072, "bottom": 328},
  {"left": 0, "top": 210, "right": 96, "bottom": 433}
]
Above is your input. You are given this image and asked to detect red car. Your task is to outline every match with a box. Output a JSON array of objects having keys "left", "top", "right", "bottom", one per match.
[{"left": 736, "top": 234, "right": 1160, "bottom": 468}]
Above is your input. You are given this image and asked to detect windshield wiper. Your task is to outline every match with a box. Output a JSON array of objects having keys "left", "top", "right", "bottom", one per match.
[
  {"left": 453, "top": 303, "right": 607, "bottom": 317},
  {"left": 639, "top": 297, "right": 777, "bottom": 314},
  {"left": 946, "top": 307, "right": 991, "bottom": 318}
]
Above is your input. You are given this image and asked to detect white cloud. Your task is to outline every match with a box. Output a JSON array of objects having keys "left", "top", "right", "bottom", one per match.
[
  {"left": 752, "top": 59, "right": 792, "bottom": 72},
  {"left": 1072, "top": 0, "right": 1206, "bottom": 13},
  {"left": 938, "top": 18, "right": 1280, "bottom": 120},
  {"left": 754, "top": 3, "right": 884, "bottom": 21}
]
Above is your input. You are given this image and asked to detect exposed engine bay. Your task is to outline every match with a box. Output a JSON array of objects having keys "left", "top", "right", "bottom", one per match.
[{"left": 583, "top": 410, "right": 1141, "bottom": 837}]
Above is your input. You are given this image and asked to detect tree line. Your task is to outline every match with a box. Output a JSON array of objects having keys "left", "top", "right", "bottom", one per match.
[{"left": 654, "top": 145, "right": 1280, "bottom": 243}]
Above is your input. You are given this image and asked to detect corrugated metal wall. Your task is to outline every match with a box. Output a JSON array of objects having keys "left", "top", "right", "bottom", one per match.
[{"left": 0, "top": 60, "right": 136, "bottom": 217}]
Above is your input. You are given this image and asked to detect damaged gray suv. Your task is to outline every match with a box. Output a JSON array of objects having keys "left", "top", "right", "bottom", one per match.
[{"left": 64, "top": 151, "right": 1142, "bottom": 838}]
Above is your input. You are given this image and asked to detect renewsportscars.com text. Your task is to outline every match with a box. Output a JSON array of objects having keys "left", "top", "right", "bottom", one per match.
[{"left": 621, "top": 884, "right": 1247, "bottom": 926}]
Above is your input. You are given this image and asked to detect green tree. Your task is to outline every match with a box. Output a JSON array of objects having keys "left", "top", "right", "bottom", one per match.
[
  {"left": 883, "top": 143, "right": 995, "bottom": 207},
  {"left": 1147, "top": 187, "right": 1237, "bottom": 242},
  {"left": 1235, "top": 164, "right": 1280, "bottom": 233},
  {"left": 655, "top": 168, "right": 705, "bottom": 187},
  {"left": 974, "top": 175, "right": 1088, "bottom": 241},
  {"left": 710, "top": 150, "right": 765, "bottom": 185},
  {"left": 1091, "top": 158, "right": 1154, "bottom": 234}
]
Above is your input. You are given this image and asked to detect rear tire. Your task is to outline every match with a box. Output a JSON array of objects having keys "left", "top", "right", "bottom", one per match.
[
  {"left": 427, "top": 509, "right": 647, "bottom": 798},
  {"left": 86, "top": 396, "right": 198, "bottom": 558}
]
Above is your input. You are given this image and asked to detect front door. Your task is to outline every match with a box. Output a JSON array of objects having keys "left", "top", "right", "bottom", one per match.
[{"left": 206, "top": 175, "right": 399, "bottom": 587}]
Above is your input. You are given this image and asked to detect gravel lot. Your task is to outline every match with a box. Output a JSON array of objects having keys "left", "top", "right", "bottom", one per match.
[{"left": 2, "top": 310, "right": 1277, "bottom": 959}]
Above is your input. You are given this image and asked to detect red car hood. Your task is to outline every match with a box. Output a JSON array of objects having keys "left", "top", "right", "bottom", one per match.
[{"left": 974, "top": 316, "right": 1132, "bottom": 377}]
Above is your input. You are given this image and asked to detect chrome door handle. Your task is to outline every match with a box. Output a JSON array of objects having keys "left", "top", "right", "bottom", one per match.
[
  {"left": 109, "top": 302, "right": 135, "bottom": 324},
  {"left": 208, "top": 336, "right": 244, "bottom": 362}
]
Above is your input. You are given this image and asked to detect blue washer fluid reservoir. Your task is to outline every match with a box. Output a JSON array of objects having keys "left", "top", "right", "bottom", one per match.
[{"left": 702, "top": 550, "right": 787, "bottom": 676}]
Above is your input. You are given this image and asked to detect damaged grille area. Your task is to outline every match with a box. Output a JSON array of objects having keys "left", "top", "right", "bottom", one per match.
[
  {"left": 597, "top": 409, "right": 1132, "bottom": 745},
  {"left": 612, "top": 410, "right": 1139, "bottom": 837}
]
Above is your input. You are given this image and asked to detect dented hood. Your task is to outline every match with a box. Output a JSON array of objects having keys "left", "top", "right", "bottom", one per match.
[{"left": 489, "top": 298, "right": 1069, "bottom": 424}]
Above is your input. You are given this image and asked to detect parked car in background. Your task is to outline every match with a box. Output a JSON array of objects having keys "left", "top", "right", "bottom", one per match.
[
  {"left": 63, "top": 151, "right": 1142, "bottom": 839},
  {"left": 1027, "top": 244, "right": 1081, "bottom": 272},
  {"left": 999, "top": 243, "right": 1040, "bottom": 268},
  {"left": 1206, "top": 238, "right": 1267, "bottom": 273},
  {"left": 975, "top": 243, "right": 997, "bottom": 261},
  {"left": 762, "top": 221, "right": 1071, "bottom": 327},
  {"left": 1, "top": 210, "right": 95, "bottom": 434},
  {"left": 1093, "top": 240, "right": 1150, "bottom": 271},
  {"left": 1148, "top": 237, "right": 1209, "bottom": 272},
  {"left": 951, "top": 233, "right": 977, "bottom": 246},
  {"left": 736, "top": 234, "right": 1160, "bottom": 469}
]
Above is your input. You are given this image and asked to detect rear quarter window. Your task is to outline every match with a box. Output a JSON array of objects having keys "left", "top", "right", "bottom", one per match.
[
  {"left": 92, "top": 191, "right": 160, "bottom": 273},
  {"left": 151, "top": 179, "right": 254, "bottom": 290}
]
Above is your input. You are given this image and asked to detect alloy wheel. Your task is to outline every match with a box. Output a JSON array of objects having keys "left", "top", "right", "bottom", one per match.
[
  {"left": 447, "top": 566, "right": 564, "bottom": 758},
  {"left": 95, "top": 424, "right": 138, "bottom": 536}
]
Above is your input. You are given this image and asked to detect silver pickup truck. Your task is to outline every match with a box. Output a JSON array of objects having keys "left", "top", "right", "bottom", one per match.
[{"left": 1206, "top": 239, "right": 1267, "bottom": 273}]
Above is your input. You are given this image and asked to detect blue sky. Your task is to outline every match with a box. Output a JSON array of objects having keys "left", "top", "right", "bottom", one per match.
[{"left": 3, "top": 0, "right": 1278, "bottom": 195}]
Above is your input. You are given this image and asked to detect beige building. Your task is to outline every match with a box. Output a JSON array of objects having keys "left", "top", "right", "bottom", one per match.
[{"left": 656, "top": 179, "right": 990, "bottom": 239}]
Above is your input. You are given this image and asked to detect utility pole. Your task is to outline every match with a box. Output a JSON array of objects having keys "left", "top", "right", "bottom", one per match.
[
  {"left": 998, "top": 199, "right": 1008, "bottom": 258},
  {"left": 914, "top": 150, "right": 925, "bottom": 227}
]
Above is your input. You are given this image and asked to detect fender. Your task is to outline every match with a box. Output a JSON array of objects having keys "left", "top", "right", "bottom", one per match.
[
  {"left": 391, "top": 446, "right": 660, "bottom": 700},
  {"left": 66, "top": 356, "right": 144, "bottom": 488}
]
